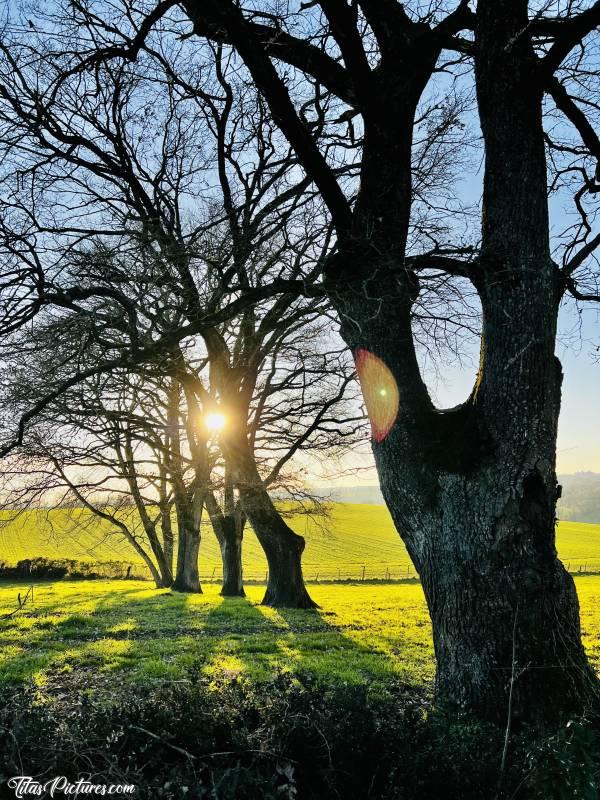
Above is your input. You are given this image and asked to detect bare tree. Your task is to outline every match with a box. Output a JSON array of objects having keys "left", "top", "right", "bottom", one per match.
[
  {"left": 0, "top": 374, "right": 179, "bottom": 589},
  {"left": 10, "top": 0, "right": 596, "bottom": 725},
  {"left": 3, "top": 1, "right": 597, "bottom": 723},
  {"left": 177, "top": 305, "right": 362, "bottom": 605}
]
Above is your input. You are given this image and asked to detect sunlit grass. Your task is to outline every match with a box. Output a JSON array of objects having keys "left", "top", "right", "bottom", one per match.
[{"left": 0, "top": 577, "right": 597, "bottom": 697}]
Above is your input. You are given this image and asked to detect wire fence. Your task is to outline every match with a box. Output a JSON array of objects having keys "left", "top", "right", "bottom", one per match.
[
  {"left": 2, "top": 558, "right": 600, "bottom": 585},
  {"left": 194, "top": 564, "right": 421, "bottom": 583},
  {"left": 190, "top": 559, "right": 600, "bottom": 585}
]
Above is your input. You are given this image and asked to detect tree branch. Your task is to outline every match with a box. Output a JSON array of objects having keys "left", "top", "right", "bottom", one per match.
[
  {"left": 318, "top": 0, "right": 373, "bottom": 108},
  {"left": 563, "top": 232, "right": 600, "bottom": 277},
  {"left": 187, "top": 12, "right": 355, "bottom": 105},
  {"left": 182, "top": 0, "right": 353, "bottom": 235},
  {"left": 542, "top": 1, "right": 600, "bottom": 73},
  {"left": 546, "top": 76, "right": 600, "bottom": 184},
  {"left": 565, "top": 275, "right": 600, "bottom": 302}
]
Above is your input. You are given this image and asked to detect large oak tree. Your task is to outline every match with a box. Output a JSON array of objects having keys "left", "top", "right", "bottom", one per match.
[{"left": 114, "top": 0, "right": 600, "bottom": 724}]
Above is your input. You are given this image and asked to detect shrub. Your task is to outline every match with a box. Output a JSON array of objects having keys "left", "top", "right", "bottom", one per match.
[
  {"left": 0, "top": 676, "right": 597, "bottom": 799},
  {"left": 0, "top": 557, "right": 147, "bottom": 581}
]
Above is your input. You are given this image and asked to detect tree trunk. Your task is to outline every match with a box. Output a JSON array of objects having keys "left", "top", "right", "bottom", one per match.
[
  {"left": 173, "top": 522, "right": 201, "bottom": 593},
  {"left": 205, "top": 491, "right": 245, "bottom": 597},
  {"left": 218, "top": 416, "right": 316, "bottom": 608},
  {"left": 152, "top": 546, "right": 174, "bottom": 589},
  {"left": 218, "top": 517, "right": 244, "bottom": 597},
  {"left": 318, "top": 0, "right": 598, "bottom": 729},
  {"left": 237, "top": 481, "right": 315, "bottom": 608},
  {"left": 159, "top": 501, "right": 175, "bottom": 578},
  {"left": 138, "top": 548, "right": 165, "bottom": 589},
  {"left": 335, "top": 277, "right": 598, "bottom": 724},
  {"left": 382, "top": 445, "right": 597, "bottom": 725}
]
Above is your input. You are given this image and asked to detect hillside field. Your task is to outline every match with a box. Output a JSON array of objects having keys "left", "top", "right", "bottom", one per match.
[{"left": 1, "top": 503, "right": 600, "bottom": 581}]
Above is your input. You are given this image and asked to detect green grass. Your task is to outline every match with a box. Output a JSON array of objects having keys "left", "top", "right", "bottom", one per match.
[
  {"left": 1, "top": 504, "right": 599, "bottom": 580},
  {"left": 0, "top": 577, "right": 598, "bottom": 694}
]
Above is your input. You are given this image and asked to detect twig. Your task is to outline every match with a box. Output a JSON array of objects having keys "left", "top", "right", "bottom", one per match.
[
  {"left": 496, "top": 603, "right": 520, "bottom": 800},
  {"left": 129, "top": 726, "right": 197, "bottom": 760}
]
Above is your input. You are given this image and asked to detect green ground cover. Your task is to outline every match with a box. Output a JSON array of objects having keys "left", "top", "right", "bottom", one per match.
[{"left": 0, "top": 577, "right": 598, "bottom": 694}]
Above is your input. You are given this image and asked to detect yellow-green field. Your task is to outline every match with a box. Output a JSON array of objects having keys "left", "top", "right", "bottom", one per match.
[
  {"left": 0, "top": 577, "right": 598, "bottom": 692},
  {"left": 1, "top": 504, "right": 599, "bottom": 581}
]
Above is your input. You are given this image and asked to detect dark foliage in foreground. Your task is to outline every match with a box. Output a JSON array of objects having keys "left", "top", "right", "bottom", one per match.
[{"left": 0, "top": 675, "right": 597, "bottom": 799}]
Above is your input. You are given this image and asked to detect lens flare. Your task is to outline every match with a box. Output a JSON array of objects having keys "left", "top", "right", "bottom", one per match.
[{"left": 355, "top": 348, "right": 399, "bottom": 442}]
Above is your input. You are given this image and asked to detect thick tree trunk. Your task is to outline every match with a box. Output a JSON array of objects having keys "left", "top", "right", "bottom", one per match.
[
  {"left": 219, "top": 418, "right": 316, "bottom": 608},
  {"left": 336, "top": 279, "right": 598, "bottom": 724},
  {"left": 318, "top": 0, "right": 598, "bottom": 729},
  {"left": 173, "top": 522, "right": 201, "bottom": 593},
  {"left": 206, "top": 492, "right": 245, "bottom": 597},
  {"left": 238, "top": 482, "right": 316, "bottom": 608},
  {"left": 380, "top": 436, "right": 597, "bottom": 724}
]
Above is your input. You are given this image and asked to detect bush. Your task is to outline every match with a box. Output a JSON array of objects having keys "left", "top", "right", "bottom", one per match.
[
  {"left": 0, "top": 557, "right": 147, "bottom": 581},
  {"left": 0, "top": 676, "right": 597, "bottom": 799}
]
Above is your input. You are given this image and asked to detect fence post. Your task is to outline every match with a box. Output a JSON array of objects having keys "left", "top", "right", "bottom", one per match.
[
  {"left": 361, "top": 565, "right": 366, "bottom": 581},
  {"left": 211, "top": 567, "right": 216, "bottom": 582}
]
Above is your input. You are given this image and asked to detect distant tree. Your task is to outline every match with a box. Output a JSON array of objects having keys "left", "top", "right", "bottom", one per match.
[
  {"left": 177, "top": 306, "right": 361, "bottom": 604},
  {"left": 0, "top": 237, "right": 362, "bottom": 599},
  {"left": 0, "top": 35, "right": 336, "bottom": 603},
  {"left": 6, "top": 365, "right": 210, "bottom": 590}
]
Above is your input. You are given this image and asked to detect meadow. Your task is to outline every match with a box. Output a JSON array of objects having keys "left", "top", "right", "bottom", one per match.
[
  {"left": 0, "top": 577, "right": 598, "bottom": 694},
  {"left": 1, "top": 503, "right": 600, "bottom": 580},
  {"left": 1, "top": 513, "right": 599, "bottom": 799}
]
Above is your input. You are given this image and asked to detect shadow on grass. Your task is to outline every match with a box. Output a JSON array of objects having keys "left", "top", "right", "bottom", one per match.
[
  {"left": 0, "top": 582, "right": 412, "bottom": 694},
  {"left": 201, "top": 596, "right": 405, "bottom": 689}
]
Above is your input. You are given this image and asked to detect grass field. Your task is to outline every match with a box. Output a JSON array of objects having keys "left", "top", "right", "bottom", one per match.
[
  {"left": 1, "top": 504, "right": 600, "bottom": 580},
  {"left": 0, "top": 576, "right": 598, "bottom": 693}
]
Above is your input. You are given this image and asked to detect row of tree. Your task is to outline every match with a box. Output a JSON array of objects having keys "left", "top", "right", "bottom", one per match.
[{"left": 0, "top": 36, "right": 364, "bottom": 602}]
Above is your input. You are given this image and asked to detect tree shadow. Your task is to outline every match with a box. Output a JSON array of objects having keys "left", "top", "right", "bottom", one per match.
[
  {"left": 199, "top": 596, "right": 408, "bottom": 689},
  {"left": 0, "top": 583, "right": 197, "bottom": 687},
  {"left": 0, "top": 581, "right": 427, "bottom": 697}
]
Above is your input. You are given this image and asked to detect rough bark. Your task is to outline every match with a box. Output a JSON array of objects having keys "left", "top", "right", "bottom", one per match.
[
  {"left": 172, "top": 518, "right": 202, "bottom": 594},
  {"left": 324, "top": 0, "right": 599, "bottom": 726},
  {"left": 206, "top": 491, "right": 245, "bottom": 597}
]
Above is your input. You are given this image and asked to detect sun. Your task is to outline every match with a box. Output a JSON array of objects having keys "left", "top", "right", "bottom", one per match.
[{"left": 204, "top": 412, "right": 226, "bottom": 433}]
